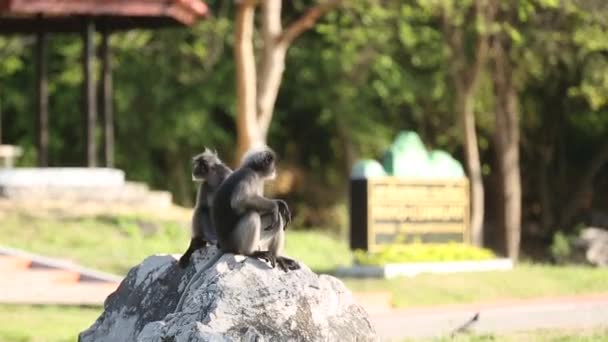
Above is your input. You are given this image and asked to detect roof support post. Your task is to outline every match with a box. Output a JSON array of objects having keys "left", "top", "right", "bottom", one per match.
[
  {"left": 36, "top": 23, "right": 49, "bottom": 167},
  {"left": 100, "top": 29, "right": 114, "bottom": 168},
  {"left": 83, "top": 18, "right": 97, "bottom": 167}
]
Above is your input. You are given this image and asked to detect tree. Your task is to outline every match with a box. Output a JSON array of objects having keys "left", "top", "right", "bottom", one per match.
[
  {"left": 234, "top": 0, "right": 341, "bottom": 161},
  {"left": 491, "top": 23, "right": 521, "bottom": 261},
  {"left": 440, "top": 0, "right": 495, "bottom": 247}
]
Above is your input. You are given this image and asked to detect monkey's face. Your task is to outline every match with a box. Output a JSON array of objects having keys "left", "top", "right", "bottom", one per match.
[
  {"left": 257, "top": 151, "right": 277, "bottom": 180},
  {"left": 192, "top": 157, "right": 210, "bottom": 181}
]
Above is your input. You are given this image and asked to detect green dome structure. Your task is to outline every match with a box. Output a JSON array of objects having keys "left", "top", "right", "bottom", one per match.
[
  {"left": 352, "top": 131, "right": 466, "bottom": 179},
  {"left": 351, "top": 159, "right": 387, "bottom": 179}
]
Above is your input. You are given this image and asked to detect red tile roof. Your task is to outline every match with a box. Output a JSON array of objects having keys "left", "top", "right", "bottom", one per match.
[{"left": 0, "top": 0, "right": 208, "bottom": 32}]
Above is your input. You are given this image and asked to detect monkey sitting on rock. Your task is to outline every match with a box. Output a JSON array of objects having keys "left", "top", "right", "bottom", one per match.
[
  {"left": 178, "top": 148, "right": 232, "bottom": 268},
  {"left": 212, "top": 147, "right": 299, "bottom": 272}
]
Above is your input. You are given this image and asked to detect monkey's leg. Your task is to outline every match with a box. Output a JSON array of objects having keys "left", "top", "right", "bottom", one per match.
[
  {"left": 260, "top": 212, "right": 277, "bottom": 231},
  {"left": 250, "top": 251, "right": 276, "bottom": 268},
  {"left": 261, "top": 216, "right": 298, "bottom": 271},
  {"left": 232, "top": 214, "right": 276, "bottom": 268},
  {"left": 231, "top": 212, "right": 261, "bottom": 255},
  {"left": 276, "top": 256, "right": 300, "bottom": 271},
  {"left": 178, "top": 236, "right": 207, "bottom": 268}
]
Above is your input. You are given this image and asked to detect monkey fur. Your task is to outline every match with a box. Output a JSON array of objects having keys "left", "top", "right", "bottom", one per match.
[
  {"left": 178, "top": 148, "right": 232, "bottom": 268},
  {"left": 211, "top": 147, "right": 299, "bottom": 272}
]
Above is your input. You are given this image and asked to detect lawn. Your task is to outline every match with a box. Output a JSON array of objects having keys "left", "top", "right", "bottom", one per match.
[
  {"left": 344, "top": 264, "right": 608, "bottom": 308},
  {"left": 408, "top": 328, "right": 608, "bottom": 342},
  {"left": 3, "top": 210, "right": 608, "bottom": 310},
  {"left": 0, "top": 304, "right": 606, "bottom": 342},
  {"left": 0, "top": 210, "right": 352, "bottom": 275},
  {"left": 0, "top": 305, "right": 101, "bottom": 342},
  {"left": 2, "top": 211, "right": 608, "bottom": 341}
]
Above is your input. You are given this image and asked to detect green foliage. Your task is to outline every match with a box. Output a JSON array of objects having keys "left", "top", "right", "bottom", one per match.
[
  {"left": 550, "top": 231, "right": 573, "bottom": 264},
  {"left": 1, "top": 0, "right": 608, "bottom": 239},
  {"left": 354, "top": 243, "right": 495, "bottom": 265}
]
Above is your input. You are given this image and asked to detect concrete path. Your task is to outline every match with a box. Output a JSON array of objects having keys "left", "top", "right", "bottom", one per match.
[{"left": 370, "top": 293, "right": 608, "bottom": 340}]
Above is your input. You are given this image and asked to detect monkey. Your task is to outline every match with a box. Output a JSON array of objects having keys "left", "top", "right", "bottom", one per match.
[
  {"left": 178, "top": 148, "right": 233, "bottom": 269},
  {"left": 211, "top": 147, "right": 299, "bottom": 272}
]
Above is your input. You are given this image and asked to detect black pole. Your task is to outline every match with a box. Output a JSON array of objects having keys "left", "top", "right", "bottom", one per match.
[
  {"left": 36, "top": 27, "right": 49, "bottom": 166},
  {"left": 83, "top": 18, "right": 97, "bottom": 167},
  {"left": 100, "top": 30, "right": 114, "bottom": 168}
]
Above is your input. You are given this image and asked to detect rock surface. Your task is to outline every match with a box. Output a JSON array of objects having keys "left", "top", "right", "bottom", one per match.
[
  {"left": 79, "top": 247, "right": 376, "bottom": 342},
  {"left": 576, "top": 227, "right": 608, "bottom": 267}
]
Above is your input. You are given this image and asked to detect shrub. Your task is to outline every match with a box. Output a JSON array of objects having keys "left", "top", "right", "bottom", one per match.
[
  {"left": 354, "top": 242, "right": 496, "bottom": 265},
  {"left": 550, "top": 231, "right": 572, "bottom": 264}
]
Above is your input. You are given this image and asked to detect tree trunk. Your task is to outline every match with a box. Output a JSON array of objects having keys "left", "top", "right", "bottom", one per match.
[
  {"left": 234, "top": 1, "right": 261, "bottom": 163},
  {"left": 233, "top": 1, "right": 341, "bottom": 162},
  {"left": 0, "top": 87, "right": 2, "bottom": 144},
  {"left": 36, "top": 29, "right": 49, "bottom": 167},
  {"left": 83, "top": 19, "right": 97, "bottom": 167},
  {"left": 559, "top": 141, "right": 608, "bottom": 228},
  {"left": 492, "top": 39, "right": 521, "bottom": 261},
  {"left": 460, "top": 89, "right": 485, "bottom": 246},
  {"left": 257, "top": 0, "right": 287, "bottom": 140},
  {"left": 101, "top": 30, "right": 114, "bottom": 168}
]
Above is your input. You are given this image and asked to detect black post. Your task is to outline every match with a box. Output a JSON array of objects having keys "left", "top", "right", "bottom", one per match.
[
  {"left": 83, "top": 18, "right": 97, "bottom": 167},
  {"left": 36, "top": 28, "right": 49, "bottom": 166},
  {"left": 100, "top": 30, "right": 114, "bottom": 168}
]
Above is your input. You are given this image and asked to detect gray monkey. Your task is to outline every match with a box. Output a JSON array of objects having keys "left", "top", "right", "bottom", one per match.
[
  {"left": 211, "top": 147, "right": 299, "bottom": 272},
  {"left": 178, "top": 148, "right": 232, "bottom": 268}
]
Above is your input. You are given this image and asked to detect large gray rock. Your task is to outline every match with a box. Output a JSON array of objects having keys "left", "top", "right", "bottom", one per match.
[
  {"left": 79, "top": 247, "right": 376, "bottom": 342},
  {"left": 576, "top": 227, "right": 608, "bottom": 267}
]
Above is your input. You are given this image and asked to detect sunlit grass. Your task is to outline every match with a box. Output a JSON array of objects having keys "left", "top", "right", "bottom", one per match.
[
  {"left": 3, "top": 211, "right": 608, "bottom": 310},
  {"left": 0, "top": 211, "right": 351, "bottom": 275},
  {"left": 344, "top": 264, "right": 608, "bottom": 308},
  {"left": 406, "top": 327, "right": 608, "bottom": 342},
  {"left": 0, "top": 305, "right": 101, "bottom": 342}
]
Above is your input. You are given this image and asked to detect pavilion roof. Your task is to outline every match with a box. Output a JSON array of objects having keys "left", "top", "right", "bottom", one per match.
[{"left": 0, "top": 0, "right": 209, "bottom": 33}]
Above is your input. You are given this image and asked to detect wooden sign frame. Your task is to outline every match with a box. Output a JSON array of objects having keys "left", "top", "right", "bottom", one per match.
[{"left": 349, "top": 177, "right": 470, "bottom": 251}]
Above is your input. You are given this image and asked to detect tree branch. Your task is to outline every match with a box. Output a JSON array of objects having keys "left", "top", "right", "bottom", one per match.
[
  {"left": 235, "top": 0, "right": 260, "bottom": 159},
  {"left": 257, "top": 0, "right": 286, "bottom": 138},
  {"left": 468, "top": 0, "right": 496, "bottom": 91},
  {"left": 278, "top": 0, "right": 342, "bottom": 47}
]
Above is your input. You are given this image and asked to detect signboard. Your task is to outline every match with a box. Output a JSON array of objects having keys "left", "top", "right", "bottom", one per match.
[{"left": 350, "top": 177, "right": 470, "bottom": 251}]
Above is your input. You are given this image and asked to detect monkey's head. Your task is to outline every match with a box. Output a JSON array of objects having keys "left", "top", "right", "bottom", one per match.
[
  {"left": 242, "top": 147, "right": 277, "bottom": 180},
  {"left": 192, "top": 148, "right": 231, "bottom": 185}
]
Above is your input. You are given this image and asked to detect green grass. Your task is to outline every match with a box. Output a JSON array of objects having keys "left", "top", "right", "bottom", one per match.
[
  {"left": 4, "top": 211, "right": 608, "bottom": 310},
  {"left": 0, "top": 305, "right": 605, "bottom": 342},
  {"left": 0, "top": 305, "right": 101, "bottom": 342},
  {"left": 407, "top": 327, "right": 608, "bottom": 341},
  {"left": 344, "top": 264, "right": 608, "bottom": 308},
  {"left": 284, "top": 230, "right": 351, "bottom": 273},
  {"left": 0, "top": 212, "right": 191, "bottom": 275},
  {"left": 0, "top": 211, "right": 351, "bottom": 275}
]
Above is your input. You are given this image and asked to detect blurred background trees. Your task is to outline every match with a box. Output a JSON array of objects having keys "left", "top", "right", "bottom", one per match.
[{"left": 1, "top": 0, "right": 607, "bottom": 260}]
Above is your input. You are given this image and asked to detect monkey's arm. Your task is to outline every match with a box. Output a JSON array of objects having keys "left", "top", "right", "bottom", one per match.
[
  {"left": 199, "top": 208, "right": 218, "bottom": 243},
  {"left": 230, "top": 183, "right": 277, "bottom": 213}
]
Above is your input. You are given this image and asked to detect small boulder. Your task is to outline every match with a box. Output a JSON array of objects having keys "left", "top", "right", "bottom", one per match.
[
  {"left": 575, "top": 227, "right": 608, "bottom": 267},
  {"left": 79, "top": 247, "right": 376, "bottom": 342}
]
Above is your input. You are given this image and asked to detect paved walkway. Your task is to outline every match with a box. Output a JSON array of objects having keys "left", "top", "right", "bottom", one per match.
[{"left": 370, "top": 293, "right": 608, "bottom": 340}]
